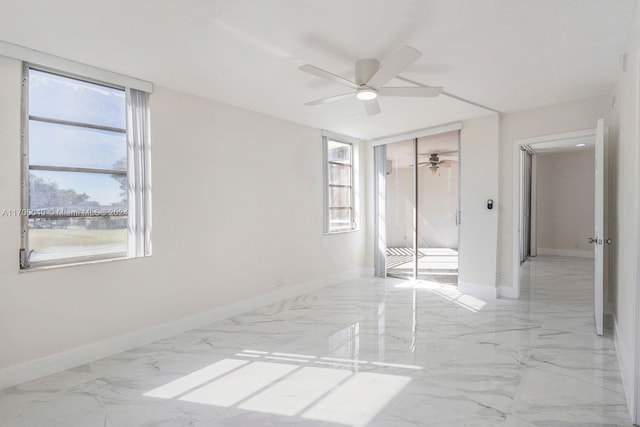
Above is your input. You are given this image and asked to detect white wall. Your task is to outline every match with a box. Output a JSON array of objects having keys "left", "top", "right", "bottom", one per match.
[
  {"left": 609, "top": 3, "right": 640, "bottom": 419},
  {"left": 497, "top": 95, "right": 611, "bottom": 291},
  {"left": 0, "top": 55, "right": 367, "bottom": 377},
  {"left": 458, "top": 114, "right": 500, "bottom": 291},
  {"left": 536, "top": 149, "right": 595, "bottom": 256}
]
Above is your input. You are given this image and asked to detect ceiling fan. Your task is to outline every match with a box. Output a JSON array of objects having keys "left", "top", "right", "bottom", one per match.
[
  {"left": 299, "top": 46, "right": 442, "bottom": 116},
  {"left": 418, "top": 152, "right": 458, "bottom": 174}
]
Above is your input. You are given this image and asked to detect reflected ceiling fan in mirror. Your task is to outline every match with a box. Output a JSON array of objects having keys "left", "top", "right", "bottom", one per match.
[
  {"left": 418, "top": 152, "right": 458, "bottom": 174},
  {"left": 299, "top": 46, "right": 443, "bottom": 115}
]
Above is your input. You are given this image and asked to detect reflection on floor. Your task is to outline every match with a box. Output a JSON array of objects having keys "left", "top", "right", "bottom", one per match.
[
  {"left": 386, "top": 247, "right": 458, "bottom": 284},
  {"left": 0, "top": 256, "right": 630, "bottom": 426}
]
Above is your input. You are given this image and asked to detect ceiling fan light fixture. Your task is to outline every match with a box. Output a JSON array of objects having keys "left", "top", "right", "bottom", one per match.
[{"left": 356, "top": 87, "right": 377, "bottom": 100}]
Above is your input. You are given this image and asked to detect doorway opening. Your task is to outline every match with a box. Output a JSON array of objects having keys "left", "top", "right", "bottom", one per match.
[
  {"left": 513, "top": 122, "right": 606, "bottom": 336},
  {"left": 375, "top": 130, "right": 460, "bottom": 284}
]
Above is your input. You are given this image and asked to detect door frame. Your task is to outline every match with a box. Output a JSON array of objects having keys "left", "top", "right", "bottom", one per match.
[
  {"left": 635, "top": 78, "right": 640, "bottom": 425},
  {"left": 511, "top": 128, "right": 597, "bottom": 298},
  {"left": 635, "top": 166, "right": 640, "bottom": 425}
]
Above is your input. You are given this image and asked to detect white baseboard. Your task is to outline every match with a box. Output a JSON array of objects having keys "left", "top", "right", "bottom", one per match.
[
  {"left": 537, "top": 248, "right": 594, "bottom": 258},
  {"left": 498, "top": 285, "right": 519, "bottom": 299},
  {"left": 0, "top": 268, "right": 364, "bottom": 391},
  {"left": 457, "top": 281, "right": 497, "bottom": 300},
  {"left": 613, "top": 316, "right": 634, "bottom": 422}
]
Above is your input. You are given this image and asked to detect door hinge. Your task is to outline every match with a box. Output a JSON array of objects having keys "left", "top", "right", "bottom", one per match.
[{"left": 19, "top": 248, "right": 33, "bottom": 269}]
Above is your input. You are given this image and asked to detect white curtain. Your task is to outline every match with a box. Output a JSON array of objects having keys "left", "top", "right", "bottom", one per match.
[
  {"left": 374, "top": 145, "right": 387, "bottom": 277},
  {"left": 126, "top": 88, "right": 152, "bottom": 257}
]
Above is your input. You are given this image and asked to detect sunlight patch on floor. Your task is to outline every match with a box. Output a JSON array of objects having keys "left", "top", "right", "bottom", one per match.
[
  {"left": 143, "top": 350, "right": 417, "bottom": 426},
  {"left": 394, "top": 280, "right": 487, "bottom": 312}
]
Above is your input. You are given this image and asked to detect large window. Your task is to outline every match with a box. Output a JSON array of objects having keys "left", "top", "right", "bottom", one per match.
[
  {"left": 20, "top": 66, "right": 151, "bottom": 268},
  {"left": 324, "top": 137, "right": 358, "bottom": 233}
]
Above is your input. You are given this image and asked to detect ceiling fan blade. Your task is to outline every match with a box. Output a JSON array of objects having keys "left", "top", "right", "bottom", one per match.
[
  {"left": 378, "top": 86, "right": 443, "bottom": 97},
  {"left": 299, "top": 64, "right": 358, "bottom": 89},
  {"left": 363, "top": 98, "right": 381, "bottom": 116},
  {"left": 366, "top": 46, "right": 422, "bottom": 88},
  {"left": 304, "top": 93, "right": 354, "bottom": 106}
]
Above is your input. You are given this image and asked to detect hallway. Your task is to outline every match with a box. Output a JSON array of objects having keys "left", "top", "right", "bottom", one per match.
[{"left": 0, "top": 256, "right": 629, "bottom": 426}]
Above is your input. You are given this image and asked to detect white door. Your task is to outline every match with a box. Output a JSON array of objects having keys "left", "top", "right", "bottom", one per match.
[{"left": 593, "top": 119, "right": 605, "bottom": 336}]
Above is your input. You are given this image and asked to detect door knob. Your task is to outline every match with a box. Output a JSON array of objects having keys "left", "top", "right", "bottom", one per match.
[{"left": 588, "top": 237, "right": 596, "bottom": 244}]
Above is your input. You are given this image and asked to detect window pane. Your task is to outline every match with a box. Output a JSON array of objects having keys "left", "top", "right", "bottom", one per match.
[
  {"left": 29, "top": 120, "right": 126, "bottom": 170},
  {"left": 29, "top": 69, "right": 126, "bottom": 129},
  {"left": 329, "top": 186, "right": 351, "bottom": 208},
  {"left": 330, "top": 208, "right": 352, "bottom": 231},
  {"left": 29, "top": 216, "right": 127, "bottom": 262},
  {"left": 329, "top": 163, "right": 351, "bottom": 186},
  {"left": 29, "top": 170, "right": 127, "bottom": 211},
  {"left": 328, "top": 140, "right": 351, "bottom": 164}
]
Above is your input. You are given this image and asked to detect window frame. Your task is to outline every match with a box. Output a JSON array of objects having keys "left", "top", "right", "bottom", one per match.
[
  {"left": 20, "top": 63, "right": 150, "bottom": 269},
  {"left": 323, "top": 134, "right": 359, "bottom": 234}
]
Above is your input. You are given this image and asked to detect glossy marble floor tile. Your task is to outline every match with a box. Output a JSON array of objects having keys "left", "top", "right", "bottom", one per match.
[{"left": 0, "top": 256, "right": 631, "bottom": 426}]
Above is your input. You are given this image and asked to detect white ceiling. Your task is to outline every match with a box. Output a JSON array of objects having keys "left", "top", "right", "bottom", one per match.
[{"left": 0, "top": 0, "right": 634, "bottom": 140}]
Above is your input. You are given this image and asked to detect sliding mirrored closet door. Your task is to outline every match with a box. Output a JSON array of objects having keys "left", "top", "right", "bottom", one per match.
[{"left": 374, "top": 131, "right": 460, "bottom": 284}]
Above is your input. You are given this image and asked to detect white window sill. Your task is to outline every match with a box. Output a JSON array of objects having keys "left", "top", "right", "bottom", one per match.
[
  {"left": 19, "top": 253, "right": 148, "bottom": 273},
  {"left": 324, "top": 228, "right": 360, "bottom": 235}
]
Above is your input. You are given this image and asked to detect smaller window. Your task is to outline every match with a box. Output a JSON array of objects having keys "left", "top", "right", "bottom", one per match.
[{"left": 324, "top": 137, "right": 358, "bottom": 233}]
